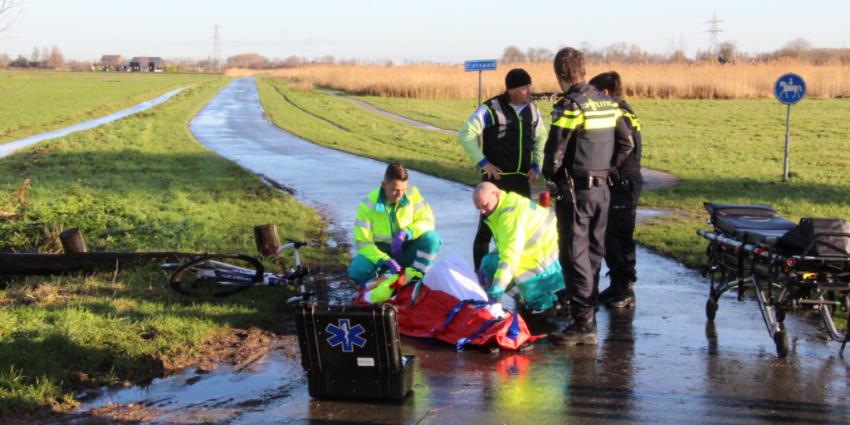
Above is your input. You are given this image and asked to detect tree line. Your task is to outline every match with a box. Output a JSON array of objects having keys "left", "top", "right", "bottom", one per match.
[{"left": 501, "top": 39, "right": 850, "bottom": 65}]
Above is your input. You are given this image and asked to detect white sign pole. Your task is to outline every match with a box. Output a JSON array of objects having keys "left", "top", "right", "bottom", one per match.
[{"left": 782, "top": 104, "right": 791, "bottom": 182}]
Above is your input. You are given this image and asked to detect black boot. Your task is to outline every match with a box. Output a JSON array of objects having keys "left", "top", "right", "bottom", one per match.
[
  {"left": 549, "top": 317, "right": 597, "bottom": 346},
  {"left": 606, "top": 279, "right": 636, "bottom": 309},
  {"left": 598, "top": 285, "right": 617, "bottom": 305},
  {"left": 607, "top": 288, "right": 635, "bottom": 309}
]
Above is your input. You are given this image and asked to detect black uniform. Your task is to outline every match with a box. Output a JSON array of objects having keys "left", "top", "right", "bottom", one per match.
[
  {"left": 542, "top": 83, "right": 634, "bottom": 326},
  {"left": 471, "top": 93, "right": 542, "bottom": 269},
  {"left": 604, "top": 99, "right": 643, "bottom": 294}
]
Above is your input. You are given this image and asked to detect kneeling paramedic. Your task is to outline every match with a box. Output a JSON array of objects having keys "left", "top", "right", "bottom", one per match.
[
  {"left": 348, "top": 163, "right": 442, "bottom": 289},
  {"left": 473, "top": 181, "right": 565, "bottom": 313}
]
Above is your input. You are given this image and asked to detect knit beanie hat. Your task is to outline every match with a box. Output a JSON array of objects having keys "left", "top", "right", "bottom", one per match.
[{"left": 505, "top": 68, "right": 532, "bottom": 89}]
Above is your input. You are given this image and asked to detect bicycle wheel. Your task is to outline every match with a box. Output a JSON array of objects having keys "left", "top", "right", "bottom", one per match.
[{"left": 170, "top": 254, "right": 264, "bottom": 297}]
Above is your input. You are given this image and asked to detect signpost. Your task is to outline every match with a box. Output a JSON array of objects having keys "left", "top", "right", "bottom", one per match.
[
  {"left": 774, "top": 73, "right": 807, "bottom": 181},
  {"left": 464, "top": 59, "right": 497, "bottom": 105}
]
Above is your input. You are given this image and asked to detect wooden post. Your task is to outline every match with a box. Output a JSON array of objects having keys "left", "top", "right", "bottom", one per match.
[
  {"left": 254, "top": 224, "right": 280, "bottom": 257},
  {"left": 60, "top": 228, "right": 87, "bottom": 254}
]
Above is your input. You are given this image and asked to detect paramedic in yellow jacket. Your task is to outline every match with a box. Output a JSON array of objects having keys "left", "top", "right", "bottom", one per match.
[
  {"left": 348, "top": 163, "right": 442, "bottom": 286},
  {"left": 473, "top": 181, "right": 565, "bottom": 312}
]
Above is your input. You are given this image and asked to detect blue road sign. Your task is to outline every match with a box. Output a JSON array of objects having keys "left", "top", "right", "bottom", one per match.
[
  {"left": 464, "top": 60, "right": 497, "bottom": 72},
  {"left": 774, "top": 73, "right": 806, "bottom": 105}
]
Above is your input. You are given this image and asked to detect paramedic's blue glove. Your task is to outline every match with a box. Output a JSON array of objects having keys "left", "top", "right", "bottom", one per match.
[
  {"left": 384, "top": 258, "right": 402, "bottom": 274},
  {"left": 476, "top": 269, "right": 488, "bottom": 287},
  {"left": 487, "top": 283, "right": 505, "bottom": 302},
  {"left": 390, "top": 230, "right": 408, "bottom": 258}
]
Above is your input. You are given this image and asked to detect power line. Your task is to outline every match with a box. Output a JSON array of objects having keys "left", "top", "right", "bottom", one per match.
[{"left": 705, "top": 12, "right": 724, "bottom": 56}]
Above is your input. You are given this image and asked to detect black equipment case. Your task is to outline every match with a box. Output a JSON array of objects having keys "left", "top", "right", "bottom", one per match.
[{"left": 294, "top": 303, "right": 415, "bottom": 400}]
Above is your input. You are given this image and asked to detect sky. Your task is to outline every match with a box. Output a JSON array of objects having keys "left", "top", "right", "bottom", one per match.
[{"left": 1, "top": 0, "right": 849, "bottom": 62}]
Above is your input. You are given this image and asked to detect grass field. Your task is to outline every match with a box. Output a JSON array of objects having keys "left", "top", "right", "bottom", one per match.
[
  {"left": 233, "top": 62, "right": 850, "bottom": 99},
  {"left": 0, "top": 75, "right": 344, "bottom": 414},
  {"left": 0, "top": 71, "right": 219, "bottom": 144},
  {"left": 264, "top": 79, "right": 850, "bottom": 267}
]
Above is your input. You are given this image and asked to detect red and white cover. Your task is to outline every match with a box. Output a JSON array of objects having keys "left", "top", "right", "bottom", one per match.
[{"left": 356, "top": 254, "right": 543, "bottom": 351}]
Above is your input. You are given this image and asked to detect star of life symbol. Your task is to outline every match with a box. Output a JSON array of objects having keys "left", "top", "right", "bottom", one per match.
[{"left": 326, "top": 319, "right": 367, "bottom": 352}]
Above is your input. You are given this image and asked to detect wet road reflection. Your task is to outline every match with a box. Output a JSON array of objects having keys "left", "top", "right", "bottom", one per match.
[{"left": 81, "top": 78, "right": 850, "bottom": 424}]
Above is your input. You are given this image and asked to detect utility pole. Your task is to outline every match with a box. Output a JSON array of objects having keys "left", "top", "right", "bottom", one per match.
[{"left": 705, "top": 12, "right": 724, "bottom": 57}]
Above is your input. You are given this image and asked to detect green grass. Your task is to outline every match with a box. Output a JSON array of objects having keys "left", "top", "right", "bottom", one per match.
[
  {"left": 340, "top": 94, "right": 850, "bottom": 266},
  {"left": 0, "top": 70, "right": 219, "bottom": 144},
  {"left": 0, "top": 76, "right": 345, "bottom": 414},
  {"left": 257, "top": 78, "right": 480, "bottom": 185}
]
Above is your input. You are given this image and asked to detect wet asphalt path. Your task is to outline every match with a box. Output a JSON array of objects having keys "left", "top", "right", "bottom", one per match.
[{"left": 81, "top": 78, "right": 850, "bottom": 424}]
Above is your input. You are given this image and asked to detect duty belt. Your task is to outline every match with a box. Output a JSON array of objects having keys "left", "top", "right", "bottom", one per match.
[{"left": 572, "top": 175, "right": 607, "bottom": 190}]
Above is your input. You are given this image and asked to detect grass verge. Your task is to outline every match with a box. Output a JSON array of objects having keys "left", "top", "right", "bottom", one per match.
[
  {"left": 0, "top": 71, "right": 219, "bottom": 144},
  {"left": 0, "top": 76, "right": 345, "bottom": 414}
]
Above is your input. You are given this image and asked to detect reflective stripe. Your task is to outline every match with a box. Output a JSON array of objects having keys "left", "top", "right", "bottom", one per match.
[
  {"left": 489, "top": 99, "right": 508, "bottom": 126},
  {"left": 553, "top": 114, "right": 584, "bottom": 129},
  {"left": 501, "top": 206, "right": 516, "bottom": 214},
  {"left": 362, "top": 197, "right": 375, "bottom": 209},
  {"left": 355, "top": 241, "right": 373, "bottom": 249},
  {"left": 354, "top": 220, "right": 371, "bottom": 229},
  {"left": 414, "top": 201, "right": 427, "bottom": 211},
  {"left": 415, "top": 250, "right": 437, "bottom": 261},
  {"left": 583, "top": 110, "right": 618, "bottom": 130},
  {"left": 624, "top": 112, "right": 641, "bottom": 131},
  {"left": 515, "top": 252, "right": 559, "bottom": 283},
  {"left": 412, "top": 261, "right": 431, "bottom": 272},
  {"left": 374, "top": 235, "right": 392, "bottom": 243},
  {"left": 525, "top": 212, "right": 556, "bottom": 249}
]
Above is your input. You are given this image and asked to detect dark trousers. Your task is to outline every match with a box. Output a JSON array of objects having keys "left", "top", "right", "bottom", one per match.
[
  {"left": 604, "top": 174, "right": 643, "bottom": 291},
  {"left": 473, "top": 174, "right": 531, "bottom": 270},
  {"left": 555, "top": 184, "right": 610, "bottom": 324}
]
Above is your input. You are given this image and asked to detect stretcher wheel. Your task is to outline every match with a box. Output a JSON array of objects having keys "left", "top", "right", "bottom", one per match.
[
  {"left": 706, "top": 298, "right": 718, "bottom": 322},
  {"left": 774, "top": 331, "right": 789, "bottom": 358}
]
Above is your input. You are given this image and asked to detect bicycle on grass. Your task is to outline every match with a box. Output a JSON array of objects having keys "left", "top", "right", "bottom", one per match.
[{"left": 162, "top": 240, "right": 318, "bottom": 302}]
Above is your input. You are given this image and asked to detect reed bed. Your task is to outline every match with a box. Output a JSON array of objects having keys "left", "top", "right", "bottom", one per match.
[{"left": 228, "top": 62, "right": 850, "bottom": 99}]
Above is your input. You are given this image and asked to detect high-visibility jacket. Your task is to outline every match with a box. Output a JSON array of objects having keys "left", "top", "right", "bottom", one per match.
[
  {"left": 354, "top": 186, "right": 435, "bottom": 264},
  {"left": 484, "top": 190, "right": 559, "bottom": 290}
]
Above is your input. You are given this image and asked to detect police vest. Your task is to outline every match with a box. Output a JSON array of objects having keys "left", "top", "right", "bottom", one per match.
[
  {"left": 562, "top": 88, "right": 620, "bottom": 175},
  {"left": 617, "top": 99, "right": 642, "bottom": 176},
  {"left": 481, "top": 94, "right": 540, "bottom": 175}
]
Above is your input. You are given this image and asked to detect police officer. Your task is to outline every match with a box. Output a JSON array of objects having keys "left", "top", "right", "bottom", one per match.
[
  {"left": 589, "top": 71, "right": 643, "bottom": 309},
  {"left": 458, "top": 68, "right": 548, "bottom": 271},
  {"left": 542, "top": 48, "right": 634, "bottom": 346}
]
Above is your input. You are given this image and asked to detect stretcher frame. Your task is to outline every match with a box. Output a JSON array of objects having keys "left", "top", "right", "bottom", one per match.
[{"left": 697, "top": 211, "right": 850, "bottom": 358}]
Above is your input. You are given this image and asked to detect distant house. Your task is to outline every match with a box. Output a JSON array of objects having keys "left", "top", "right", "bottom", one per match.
[
  {"left": 100, "top": 55, "right": 124, "bottom": 71},
  {"left": 128, "top": 56, "right": 165, "bottom": 72}
]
